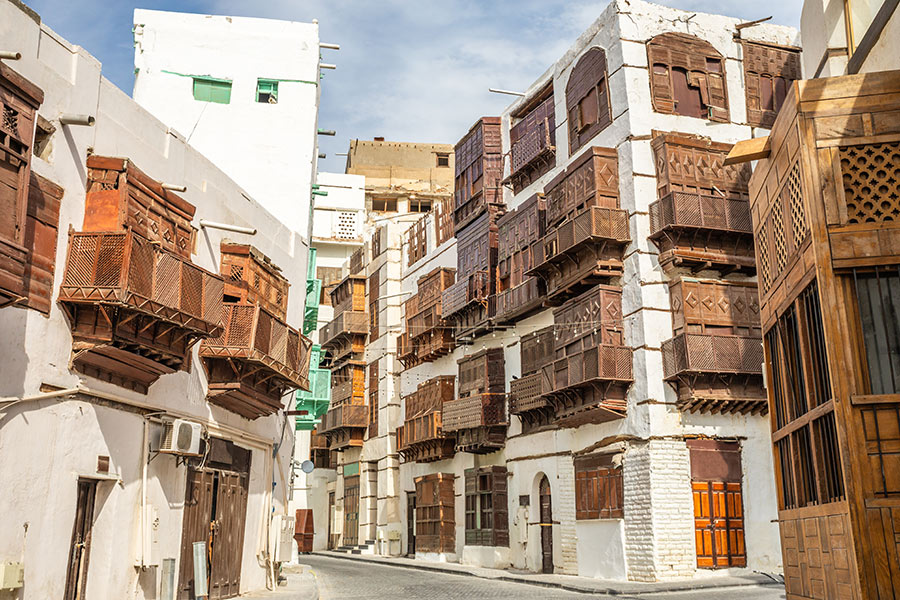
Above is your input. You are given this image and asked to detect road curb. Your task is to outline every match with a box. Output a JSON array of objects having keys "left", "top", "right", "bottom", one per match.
[{"left": 315, "top": 551, "right": 783, "bottom": 596}]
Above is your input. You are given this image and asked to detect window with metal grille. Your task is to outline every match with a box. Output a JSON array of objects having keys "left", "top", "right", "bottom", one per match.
[
  {"left": 256, "top": 78, "right": 278, "bottom": 104},
  {"left": 464, "top": 466, "right": 508, "bottom": 546},
  {"left": 853, "top": 267, "right": 900, "bottom": 395},
  {"left": 648, "top": 33, "right": 728, "bottom": 122},
  {"left": 436, "top": 153, "right": 450, "bottom": 167},
  {"left": 192, "top": 77, "right": 232, "bottom": 104},
  {"left": 574, "top": 453, "right": 624, "bottom": 519},
  {"left": 767, "top": 279, "right": 844, "bottom": 510}
]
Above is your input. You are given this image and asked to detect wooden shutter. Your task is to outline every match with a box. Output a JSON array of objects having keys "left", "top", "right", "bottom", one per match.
[
  {"left": 566, "top": 47, "right": 612, "bottom": 154},
  {"left": 648, "top": 33, "right": 728, "bottom": 122},
  {"left": 705, "top": 61, "right": 729, "bottom": 122},
  {"left": 23, "top": 172, "right": 62, "bottom": 313},
  {"left": 575, "top": 453, "right": 624, "bottom": 519},
  {"left": 490, "top": 466, "right": 509, "bottom": 546},
  {"left": 741, "top": 41, "right": 801, "bottom": 128}
]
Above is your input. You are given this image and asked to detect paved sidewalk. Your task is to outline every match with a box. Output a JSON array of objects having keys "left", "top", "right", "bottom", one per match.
[
  {"left": 318, "top": 550, "right": 784, "bottom": 596},
  {"left": 237, "top": 564, "right": 319, "bottom": 599}
]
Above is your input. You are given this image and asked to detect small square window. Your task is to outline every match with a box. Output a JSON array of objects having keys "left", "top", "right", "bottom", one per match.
[
  {"left": 257, "top": 79, "right": 279, "bottom": 104},
  {"left": 409, "top": 198, "right": 432, "bottom": 213},
  {"left": 436, "top": 153, "right": 450, "bottom": 167},
  {"left": 193, "top": 77, "right": 232, "bottom": 104}
]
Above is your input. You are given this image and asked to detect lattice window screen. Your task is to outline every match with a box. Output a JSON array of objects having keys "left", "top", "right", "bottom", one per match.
[{"left": 839, "top": 141, "right": 900, "bottom": 224}]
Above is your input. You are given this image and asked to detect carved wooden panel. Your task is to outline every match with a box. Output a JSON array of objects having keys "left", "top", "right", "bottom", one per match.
[
  {"left": 648, "top": 33, "right": 728, "bottom": 122},
  {"left": 415, "top": 473, "right": 455, "bottom": 554},
  {"left": 457, "top": 347, "right": 505, "bottom": 398},
  {"left": 780, "top": 508, "right": 858, "bottom": 600},
  {"left": 23, "top": 173, "right": 62, "bottom": 313},
  {"left": 454, "top": 117, "right": 504, "bottom": 232},
  {"left": 84, "top": 156, "right": 195, "bottom": 260},
  {"left": 742, "top": 41, "right": 801, "bottom": 129},
  {"left": 434, "top": 194, "right": 454, "bottom": 247},
  {"left": 329, "top": 275, "right": 367, "bottom": 318},
  {"left": 545, "top": 146, "right": 619, "bottom": 229},
  {"left": 496, "top": 194, "right": 545, "bottom": 322},
  {"left": 653, "top": 133, "right": 750, "bottom": 200},
  {"left": 566, "top": 47, "right": 612, "bottom": 154},
  {"left": 509, "top": 89, "right": 555, "bottom": 193},
  {"left": 220, "top": 243, "right": 290, "bottom": 321},
  {"left": 552, "top": 284, "right": 623, "bottom": 356},
  {"left": 669, "top": 279, "right": 761, "bottom": 335}
]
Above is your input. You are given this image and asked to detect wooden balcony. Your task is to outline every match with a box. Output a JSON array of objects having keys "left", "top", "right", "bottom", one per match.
[
  {"left": 200, "top": 302, "right": 311, "bottom": 419},
  {"left": 58, "top": 229, "right": 223, "bottom": 393},
  {"left": 330, "top": 274, "right": 367, "bottom": 318},
  {"left": 661, "top": 333, "right": 765, "bottom": 414},
  {"left": 531, "top": 206, "right": 629, "bottom": 303},
  {"left": 506, "top": 92, "right": 556, "bottom": 193},
  {"left": 544, "top": 345, "right": 632, "bottom": 426},
  {"left": 442, "top": 393, "right": 506, "bottom": 453},
  {"left": 398, "top": 413, "right": 456, "bottom": 463},
  {"left": 440, "top": 271, "right": 493, "bottom": 340},
  {"left": 509, "top": 371, "right": 553, "bottom": 423},
  {"left": 319, "top": 403, "right": 368, "bottom": 450},
  {"left": 454, "top": 117, "right": 504, "bottom": 233},
  {"left": 649, "top": 192, "right": 755, "bottom": 273},
  {"left": 331, "top": 362, "right": 366, "bottom": 406},
  {"left": 320, "top": 310, "right": 368, "bottom": 364},
  {"left": 495, "top": 277, "right": 544, "bottom": 323}
]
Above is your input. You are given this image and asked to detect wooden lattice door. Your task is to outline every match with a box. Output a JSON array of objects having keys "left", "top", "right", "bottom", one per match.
[
  {"left": 343, "top": 476, "right": 360, "bottom": 547},
  {"left": 539, "top": 476, "right": 553, "bottom": 574},
  {"left": 688, "top": 439, "right": 746, "bottom": 568}
]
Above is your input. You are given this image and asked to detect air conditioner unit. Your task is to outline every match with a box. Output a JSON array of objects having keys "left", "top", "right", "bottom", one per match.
[{"left": 159, "top": 420, "right": 203, "bottom": 456}]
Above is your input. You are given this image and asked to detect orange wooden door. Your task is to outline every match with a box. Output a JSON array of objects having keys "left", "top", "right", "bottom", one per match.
[{"left": 693, "top": 481, "right": 746, "bottom": 568}]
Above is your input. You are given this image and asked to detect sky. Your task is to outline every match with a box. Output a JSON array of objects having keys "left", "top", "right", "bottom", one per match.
[{"left": 24, "top": 0, "right": 801, "bottom": 174}]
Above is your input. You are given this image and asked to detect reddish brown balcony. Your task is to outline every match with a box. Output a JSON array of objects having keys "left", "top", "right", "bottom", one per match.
[
  {"left": 508, "top": 326, "right": 555, "bottom": 431},
  {"left": 506, "top": 89, "right": 556, "bottom": 193},
  {"left": 442, "top": 211, "right": 499, "bottom": 340},
  {"left": 650, "top": 133, "right": 754, "bottom": 273},
  {"left": 200, "top": 302, "right": 311, "bottom": 419},
  {"left": 320, "top": 310, "right": 368, "bottom": 363},
  {"left": 319, "top": 403, "right": 368, "bottom": 450},
  {"left": 661, "top": 333, "right": 765, "bottom": 414},
  {"left": 399, "top": 375, "right": 456, "bottom": 462},
  {"left": 220, "top": 243, "right": 290, "bottom": 320},
  {"left": 59, "top": 229, "right": 224, "bottom": 393},
  {"left": 442, "top": 393, "right": 507, "bottom": 453},
  {"left": 495, "top": 194, "right": 546, "bottom": 323},
  {"left": 531, "top": 205, "right": 630, "bottom": 303},
  {"left": 402, "top": 267, "right": 456, "bottom": 367},
  {"left": 454, "top": 117, "right": 504, "bottom": 233}
]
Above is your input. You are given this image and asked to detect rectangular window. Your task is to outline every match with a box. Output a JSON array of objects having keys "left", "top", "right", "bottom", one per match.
[
  {"left": 853, "top": 267, "right": 900, "bottom": 395},
  {"left": 372, "top": 198, "right": 397, "bottom": 213},
  {"left": 257, "top": 78, "right": 279, "bottom": 104},
  {"left": 436, "top": 153, "right": 450, "bottom": 167},
  {"left": 192, "top": 77, "right": 232, "bottom": 104},
  {"left": 574, "top": 453, "right": 624, "bottom": 519},
  {"left": 464, "top": 466, "right": 508, "bottom": 546},
  {"left": 409, "top": 198, "right": 432, "bottom": 213}
]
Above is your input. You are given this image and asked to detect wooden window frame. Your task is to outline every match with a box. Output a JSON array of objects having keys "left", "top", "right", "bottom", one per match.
[
  {"left": 647, "top": 33, "right": 729, "bottom": 122},
  {"left": 565, "top": 47, "right": 612, "bottom": 154},
  {"left": 436, "top": 153, "right": 450, "bottom": 168},
  {"left": 574, "top": 453, "right": 624, "bottom": 520},
  {"left": 464, "top": 466, "right": 509, "bottom": 547}
]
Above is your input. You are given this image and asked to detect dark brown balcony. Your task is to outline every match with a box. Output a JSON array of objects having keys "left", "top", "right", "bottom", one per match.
[
  {"left": 331, "top": 362, "right": 366, "bottom": 406},
  {"left": 441, "top": 271, "right": 493, "bottom": 340},
  {"left": 531, "top": 206, "right": 630, "bottom": 303},
  {"left": 403, "top": 267, "right": 456, "bottom": 366},
  {"left": 506, "top": 90, "right": 556, "bottom": 193},
  {"left": 399, "top": 376, "right": 455, "bottom": 462},
  {"left": 495, "top": 194, "right": 546, "bottom": 323},
  {"left": 200, "top": 302, "right": 311, "bottom": 419},
  {"left": 58, "top": 229, "right": 224, "bottom": 393},
  {"left": 454, "top": 117, "right": 504, "bottom": 233},
  {"left": 661, "top": 333, "right": 766, "bottom": 414},
  {"left": 508, "top": 326, "right": 555, "bottom": 431},
  {"left": 442, "top": 393, "right": 507, "bottom": 453},
  {"left": 495, "top": 277, "right": 544, "bottom": 323},
  {"left": 544, "top": 345, "right": 632, "bottom": 426},
  {"left": 509, "top": 372, "right": 552, "bottom": 415},
  {"left": 649, "top": 192, "right": 755, "bottom": 272},
  {"left": 320, "top": 403, "right": 368, "bottom": 450},
  {"left": 320, "top": 310, "right": 368, "bottom": 364}
]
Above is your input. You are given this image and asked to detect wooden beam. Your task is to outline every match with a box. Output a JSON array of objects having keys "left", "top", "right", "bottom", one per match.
[{"left": 724, "top": 136, "right": 771, "bottom": 165}]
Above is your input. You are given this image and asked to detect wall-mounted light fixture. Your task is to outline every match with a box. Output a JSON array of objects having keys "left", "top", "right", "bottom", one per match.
[
  {"left": 319, "top": 63, "right": 336, "bottom": 70},
  {"left": 317, "top": 129, "right": 336, "bottom": 136},
  {"left": 488, "top": 88, "right": 526, "bottom": 97}
]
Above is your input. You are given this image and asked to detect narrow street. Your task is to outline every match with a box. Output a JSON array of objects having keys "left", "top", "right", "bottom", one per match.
[{"left": 301, "top": 554, "right": 786, "bottom": 600}]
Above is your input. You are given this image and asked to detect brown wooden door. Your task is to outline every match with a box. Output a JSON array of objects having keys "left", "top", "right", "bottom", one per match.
[
  {"left": 407, "top": 492, "right": 416, "bottom": 556},
  {"left": 539, "top": 476, "right": 553, "bottom": 574},
  {"left": 64, "top": 479, "right": 97, "bottom": 600},
  {"left": 343, "top": 476, "right": 360, "bottom": 547},
  {"left": 179, "top": 468, "right": 214, "bottom": 600},
  {"left": 209, "top": 472, "right": 249, "bottom": 599}
]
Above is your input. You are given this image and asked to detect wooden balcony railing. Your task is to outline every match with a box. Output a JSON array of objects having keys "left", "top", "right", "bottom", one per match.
[
  {"left": 320, "top": 403, "right": 368, "bottom": 450},
  {"left": 661, "top": 333, "right": 763, "bottom": 377},
  {"left": 509, "top": 371, "right": 552, "bottom": 414},
  {"left": 441, "top": 271, "right": 490, "bottom": 318},
  {"left": 649, "top": 192, "right": 753, "bottom": 236},
  {"left": 535, "top": 206, "right": 630, "bottom": 265},
  {"left": 510, "top": 117, "right": 554, "bottom": 178},
  {"left": 310, "top": 431, "right": 329, "bottom": 451},
  {"left": 201, "top": 303, "right": 310, "bottom": 389},
  {"left": 320, "top": 310, "right": 368, "bottom": 348},
  {"left": 495, "top": 277, "right": 543, "bottom": 323},
  {"left": 549, "top": 344, "right": 633, "bottom": 391},
  {"left": 399, "top": 412, "right": 444, "bottom": 447},
  {"left": 442, "top": 393, "right": 506, "bottom": 432},
  {"left": 60, "top": 230, "right": 224, "bottom": 335}
]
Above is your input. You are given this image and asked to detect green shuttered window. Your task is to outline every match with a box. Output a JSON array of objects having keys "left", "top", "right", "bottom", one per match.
[
  {"left": 192, "top": 77, "right": 232, "bottom": 104},
  {"left": 257, "top": 79, "right": 279, "bottom": 104}
]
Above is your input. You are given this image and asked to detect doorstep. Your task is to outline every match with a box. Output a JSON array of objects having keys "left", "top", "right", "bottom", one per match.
[{"left": 318, "top": 551, "right": 783, "bottom": 596}]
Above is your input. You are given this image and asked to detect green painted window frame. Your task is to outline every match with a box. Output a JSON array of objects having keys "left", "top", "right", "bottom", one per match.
[
  {"left": 257, "top": 78, "right": 279, "bottom": 104},
  {"left": 192, "top": 77, "right": 232, "bottom": 104}
]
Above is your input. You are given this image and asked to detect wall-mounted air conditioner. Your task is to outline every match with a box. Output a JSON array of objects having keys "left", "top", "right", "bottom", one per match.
[{"left": 159, "top": 419, "right": 203, "bottom": 456}]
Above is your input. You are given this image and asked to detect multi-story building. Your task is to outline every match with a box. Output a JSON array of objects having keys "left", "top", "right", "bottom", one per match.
[
  {"left": 0, "top": 2, "right": 322, "bottom": 598},
  {"left": 311, "top": 0, "right": 802, "bottom": 583},
  {"left": 310, "top": 139, "right": 454, "bottom": 553},
  {"left": 725, "top": 2, "right": 900, "bottom": 598}
]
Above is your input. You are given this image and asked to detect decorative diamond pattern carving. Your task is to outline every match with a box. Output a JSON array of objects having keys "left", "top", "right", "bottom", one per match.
[{"left": 840, "top": 141, "right": 900, "bottom": 224}]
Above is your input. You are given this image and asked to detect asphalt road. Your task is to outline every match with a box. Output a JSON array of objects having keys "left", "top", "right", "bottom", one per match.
[{"left": 301, "top": 554, "right": 787, "bottom": 599}]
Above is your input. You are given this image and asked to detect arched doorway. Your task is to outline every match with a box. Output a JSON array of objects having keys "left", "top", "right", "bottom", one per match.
[{"left": 539, "top": 476, "right": 553, "bottom": 574}]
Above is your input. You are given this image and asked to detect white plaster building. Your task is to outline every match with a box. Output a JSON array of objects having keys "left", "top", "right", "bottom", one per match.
[
  {"left": 309, "top": 0, "right": 800, "bottom": 584},
  {"left": 0, "top": 2, "right": 322, "bottom": 599},
  {"left": 132, "top": 9, "right": 323, "bottom": 242}
]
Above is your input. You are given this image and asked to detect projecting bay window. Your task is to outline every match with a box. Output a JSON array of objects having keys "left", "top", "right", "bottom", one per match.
[
  {"left": 566, "top": 48, "right": 611, "bottom": 154},
  {"left": 767, "top": 279, "right": 845, "bottom": 511},
  {"left": 647, "top": 33, "right": 728, "bottom": 122},
  {"left": 574, "top": 454, "right": 623, "bottom": 520},
  {"left": 464, "top": 466, "right": 508, "bottom": 546}
]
